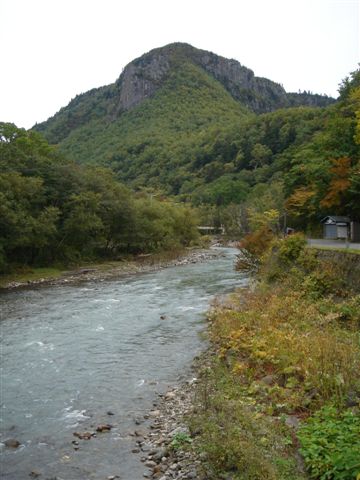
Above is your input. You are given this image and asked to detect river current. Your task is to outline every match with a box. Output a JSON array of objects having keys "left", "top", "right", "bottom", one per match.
[{"left": 0, "top": 248, "right": 247, "bottom": 480}]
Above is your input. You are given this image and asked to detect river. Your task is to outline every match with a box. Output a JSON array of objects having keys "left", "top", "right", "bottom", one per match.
[{"left": 0, "top": 248, "right": 248, "bottom": 480}]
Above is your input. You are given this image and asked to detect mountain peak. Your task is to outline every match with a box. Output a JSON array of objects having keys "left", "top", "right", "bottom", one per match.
[
  {"left": 34, "top": 43, "right": 335, "bottom": 145},
  {"left": 114, "top": 42, "right": 333, "bottom": 115}
]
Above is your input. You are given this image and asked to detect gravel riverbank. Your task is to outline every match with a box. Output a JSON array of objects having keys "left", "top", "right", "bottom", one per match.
[
  {"left": 130, "top": 353, "right": 211, "bottom": 480},
  {"left": 1, "top": 248, "right": 223, "bottom": 291}
]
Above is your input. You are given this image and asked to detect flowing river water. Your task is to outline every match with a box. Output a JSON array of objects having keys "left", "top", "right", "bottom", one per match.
[{"left": 0, "top": 248, "right": 248, "bottom": 480}]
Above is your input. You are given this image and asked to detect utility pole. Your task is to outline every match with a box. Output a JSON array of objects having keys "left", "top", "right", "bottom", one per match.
[{"left": 283, "top": 210, "right": 287, "bottom": 236}]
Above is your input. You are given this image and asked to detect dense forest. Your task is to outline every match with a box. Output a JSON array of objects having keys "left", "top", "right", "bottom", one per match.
[
  {"left": 36, "top": 54, "right": 360, "bottom": 236},
  {"left": 0, "top": 123, "right": 199, "bottom": 272}
]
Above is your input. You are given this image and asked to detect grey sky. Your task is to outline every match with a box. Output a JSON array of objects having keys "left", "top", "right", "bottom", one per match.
[{"left": 1, "top": 0, "right": 359, "bottom": 129}]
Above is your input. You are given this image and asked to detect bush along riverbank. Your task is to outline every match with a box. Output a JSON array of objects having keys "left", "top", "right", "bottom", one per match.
[{"left": 184, "top": 234, "right": 360, "bottom": 480}]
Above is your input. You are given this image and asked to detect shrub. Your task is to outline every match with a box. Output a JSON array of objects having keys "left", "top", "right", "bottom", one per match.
[
  {"left": 277, "top": 233, "right": 307, "bottom": 264},
  {"left": 259, "top": 233, "right": 307, "bottom": 281},
  {"left": 238, "top": 227, "right": 274, "bottom": 258},
  {"left": 170, "top": 431, "right": 192, "bottom": 450},
  {"left": 191, "top": 363, "right": 305, "bottom": 480},
  {"left": 298, "top": 405, "right": 360, "bottom": 480}
]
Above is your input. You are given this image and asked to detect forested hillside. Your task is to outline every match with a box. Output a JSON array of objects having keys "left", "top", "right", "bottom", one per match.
[
  {"left": 34, "top": 43, "right": 333, "bottom": 146},
  {"left": 0, "top": 123, "right": 199, "bottom": 272},
  {"left": 32, "top": 44, "right": 360, "bottom": 234}
]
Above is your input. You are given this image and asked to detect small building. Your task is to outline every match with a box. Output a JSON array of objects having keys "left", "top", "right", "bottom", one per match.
[{"left": 321, "top": 216, "right": 351, "bottom": 240}]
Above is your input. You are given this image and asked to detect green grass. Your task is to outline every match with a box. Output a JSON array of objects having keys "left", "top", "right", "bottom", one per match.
[{"left": 0, "top": 267, "right": 64, "bottom": 288}]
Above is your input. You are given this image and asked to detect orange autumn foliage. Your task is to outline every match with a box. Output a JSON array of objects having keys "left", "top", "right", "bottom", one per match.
[
  {"left": 285, "top": 186, "right": 316, "bottom": 215},
  {"left": 320, "top": 157, "right": 351, "bottom": 208}
]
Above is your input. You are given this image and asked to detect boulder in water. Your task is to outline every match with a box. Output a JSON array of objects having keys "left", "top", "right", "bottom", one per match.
[
  {"left": 73, "top": 431, "right": 94, "bottom": 440},
  {"left": 96, "top": 424, "right": 112, "bottom": 432},
  {"left": 4, "top": 438, "right": 20, "bottom": 448}
]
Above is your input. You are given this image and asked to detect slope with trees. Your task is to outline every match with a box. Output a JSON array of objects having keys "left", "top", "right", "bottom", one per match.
[
  {"left": 32, "top": 45, "right": 357, "bottom": 236},
  {"left": 0, "top": 123, "right": 199, "bottom": 273}
]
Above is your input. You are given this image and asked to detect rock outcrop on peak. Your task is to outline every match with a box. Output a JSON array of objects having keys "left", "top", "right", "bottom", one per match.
[
  {"left": 32, "top": 42, "right": 338, "bottom": 197},
  {"left": 34, "top": 42, "right": 335, "bottom": 145}
]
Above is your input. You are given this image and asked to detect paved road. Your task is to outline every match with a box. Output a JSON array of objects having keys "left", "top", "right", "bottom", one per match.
[{"left": 308, "top": 238, "right": 360, "bottom": 250}]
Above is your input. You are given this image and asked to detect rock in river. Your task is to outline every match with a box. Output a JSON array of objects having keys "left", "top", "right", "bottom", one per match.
[
  {"left": 4, "top": 438, "right": 21, "bottom": 448},
  {"left": 96, "top": 424, "right": 113, "bottom": 432}
]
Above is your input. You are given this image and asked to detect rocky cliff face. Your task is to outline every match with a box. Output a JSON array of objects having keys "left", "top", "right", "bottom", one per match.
[
  {"left": 115, "top": 51, "right": 170, "bottom": 113},
  {"left": 189, "top": 46, "right": 288, "bottom": 112},
  {"left": 34, "top": 42, "right": 335, "bottom": 143},
  {"left": 112, "top": 42, "right": 333, "bottom": 115}
]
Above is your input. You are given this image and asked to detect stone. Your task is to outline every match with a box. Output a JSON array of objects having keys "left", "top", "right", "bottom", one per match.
[
  {"left": 169, "top": 426, "right": 189, "bottom": 438},
  {"left": 260, "top": 374, "right": 277, "bottom": 386},
  {"left": 96, "top": 424, "right": 112, "bottom": 432},
  {"left": 29, "top": 471, "right": 41, "bottom": 478},
  {"left": 165, "top": 392, "right": 176, "bottom": 400},
  {"left": 73, "top": 431, "right": 93, "bottom": 440},
  {"left": 150, "top": 410, "right": 161, "bottom": 417},
  {"left": 107, "top": 411, "right": 115, "bottom": 416},
  {"left": 186, "top": 471, "right": 197, "bottom": 479},
  {"left": 152, "top": 447, "right": 168, "bottom": 461},
  {"left": 284, "top": 415, "right": 300, "bottom": 429},
  {"left": 152, "top": 473, "right": 163, "bottom": 480},
  {"left": 4, "top": 439, "right": 20, "bottom": 448}
]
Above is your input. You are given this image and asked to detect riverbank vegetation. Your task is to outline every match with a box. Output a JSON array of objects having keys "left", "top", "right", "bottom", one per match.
[
  {"left": 191, "top": 234, "right": 360, "bottom": 480},
  {"left": 0, "top": 123, "right": 200, "bottom": 274}
]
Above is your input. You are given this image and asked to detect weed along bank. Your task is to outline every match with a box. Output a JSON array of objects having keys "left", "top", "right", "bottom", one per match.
[{"left": 189, "top": 233, "right": 360, "bottom": 480}]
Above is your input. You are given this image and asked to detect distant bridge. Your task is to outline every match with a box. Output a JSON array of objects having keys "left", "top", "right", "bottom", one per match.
[{"left": 197, "top": 226, "right": 225, "bottom": 235}]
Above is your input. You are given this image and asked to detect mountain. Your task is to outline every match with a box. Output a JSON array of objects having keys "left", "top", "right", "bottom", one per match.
[{"left": 34, "top": 43, "right": 336, "bottom": 196}]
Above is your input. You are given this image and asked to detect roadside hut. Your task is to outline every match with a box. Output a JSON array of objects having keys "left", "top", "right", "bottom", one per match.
[{"left": 321, "top": 216, "right": 350, "bottom": 239}]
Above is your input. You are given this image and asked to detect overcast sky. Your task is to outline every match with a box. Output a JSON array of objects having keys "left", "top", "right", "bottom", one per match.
[{"left": 1, "top": 0, "right": 359, "bottom": 129}]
